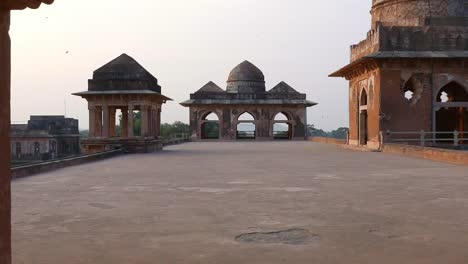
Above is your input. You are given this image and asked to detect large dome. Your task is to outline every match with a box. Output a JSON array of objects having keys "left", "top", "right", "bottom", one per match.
[
  {"left": 371, "top": 0, "right": 467, "bottom": 28},
  {"left": 226, "top": 61, "right": 266, "bottom": 93}
]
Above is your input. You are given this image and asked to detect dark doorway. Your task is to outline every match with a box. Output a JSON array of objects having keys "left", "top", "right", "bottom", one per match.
[
  {"left": 201, "top": 122, "right": 220, "bottom": 139},
  {"left": 435, "top": 82, "right": 468, "bottom": 142},
  {"left": 359, "top": 110, "right": 368, "bottom": 145},
  {"left": 201, "top": 112, "right": 220, "bottom": 140}
]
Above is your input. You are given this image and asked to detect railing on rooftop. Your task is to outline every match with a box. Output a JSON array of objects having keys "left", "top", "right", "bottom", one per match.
[
  {"left": 162, "top": 133, "right": 190, "bottom": 146},
  {"left": 384, "top": 130, "right": 468, "bottom": 148}
]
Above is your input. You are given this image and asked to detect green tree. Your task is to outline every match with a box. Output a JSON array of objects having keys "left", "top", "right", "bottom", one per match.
[
  {"left": 117, "top": 112, "right": 141, "bottom": 136},
  {"left": 328, "top": 127, "right": 349, "bottom": 139},
  {"left": 161, "top": 121, "right": 189, "bottom": 139}
]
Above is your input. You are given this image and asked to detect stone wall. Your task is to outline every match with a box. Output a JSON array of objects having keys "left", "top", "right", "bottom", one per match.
[
  {"left": 11, "top": 149, "right": 123, "bottom": 179},
  {"left": 382, "top": 143, "right": 468, "bottom": 165},
  {"left": 307, "top": 137, "right": 347, "bottom": 145},
  {"left": 371, "top": 0, "right": 467, "bottom": 29}
]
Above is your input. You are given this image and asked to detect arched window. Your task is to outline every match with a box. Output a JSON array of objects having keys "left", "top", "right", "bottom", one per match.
[
  {"left": 34, "top": 142, "right": 40, "bottom": 156},
  {"left": 437, "top": 82, "right": 468, "bottom": 103},
  {"left": 237, "top": 112, "right": 256, "bottom": 139},
  {"left": 15, "top": 142, "right": 21, "bottom": 156},
  {"left": 273, "top": 112, "right": 292, "bottom": 140},
  {"left": 360, "top": 89, "right": 368, "bottom": 106}
]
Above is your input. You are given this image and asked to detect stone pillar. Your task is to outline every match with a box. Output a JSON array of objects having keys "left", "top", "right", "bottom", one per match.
[
  {"left": 0, "top": 10, "right": 11, "bottom": 264},
  {"left": 88, "top": 105, "right": 96, "bottom": 138},
  {"left": 95, "top": 106, "right": 103, "bottom": 137},
  {"left": 127, "top": 105, "right": 134, "bottom": 138},
  {"left": 156, "top": 108, "right": 161, "bottom": 137},
  {"left": 141, "top": 105, "right": 149, "bottom": 137},
  {"left": 102, "top": 105, "right": 110, "bottom": 138},
  {"left": 121, "top": 106, "right": 128, "bottom": 138},
  {"left": 109, "top": 107, "right": 116, "bottom": 137}
]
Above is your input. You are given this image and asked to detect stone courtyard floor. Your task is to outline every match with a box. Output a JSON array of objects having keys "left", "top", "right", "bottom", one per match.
[{"left": 12, "top": 142, "right": 468, "bottom": 264}]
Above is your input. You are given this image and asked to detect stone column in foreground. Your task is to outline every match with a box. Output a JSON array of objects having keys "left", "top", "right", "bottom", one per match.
[
  {"left": 102, "top": 105, "right": 110, "bottom": 138},
  {"left": 88, "top": 105, "right": 96, "bottom": 138},
  {"left": 121, "top": 106, "right": 128, "bottom": 138},
  {"left": 141, "top": 105, "right": 149, "bottom": 137},
  {"left": 127, "top": 105, "right": 134, "bottom": 138},
  {"left": 0, "top": 10, "right": 11, "bottom": 264}
]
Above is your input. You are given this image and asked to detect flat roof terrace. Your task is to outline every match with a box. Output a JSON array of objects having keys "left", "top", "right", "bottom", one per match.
[{"left": 12, "top": 142, "right": 468, "bottom": 264}]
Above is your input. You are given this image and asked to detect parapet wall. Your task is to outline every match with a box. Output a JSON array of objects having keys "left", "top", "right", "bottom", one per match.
[
  {"left": 11, "top": 149, "right": 123, "bottom": 179},
  {"left": 382, "top": 143, "right": 468, "bottom": 165},
  {"left": 351, "top": 29, "right": 380, "bottom": 62},
  {"left": 307, "top": 137, "right": 347, "bottom": 145}
]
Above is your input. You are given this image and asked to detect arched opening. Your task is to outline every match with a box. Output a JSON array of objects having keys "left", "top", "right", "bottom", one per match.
[
  {"left": 360, "top": 89, "right": 368, "bottom": 106},
  {"left": 237, "top": 112, "right": 256, "bottom": 140},
  {"left": 50, "top": 141, "right": 57, "bottom": 159},
  {"left": 201, "top": 112, "right": 220, "bottom": 140},
  {"left": 435, "top": 82, "right": 468, "bottom": 143},
  {"left": 33, "top": 142, "right": 40, "bottom": 157},
  {"left": 15, "top": 142, "right": 21, "bottom": 159},
  {"left": 402, "top": 75, "right": 424, "bottom": 105},
  {"left": 359, "top": 89, "right": 368, "bottom": 145},
  {"left": 436, "top": 82, "right": 468, "bottom": 103},
  {"left": 273, "top": 112, "right": 292, "bottom": 140},
  {"left": 114, "top": 108, "right": 123, "bottom": 137}
]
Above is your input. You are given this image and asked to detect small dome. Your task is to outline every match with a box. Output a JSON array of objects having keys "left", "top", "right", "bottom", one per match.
[
  {"left": 226, "top": 61, "right": 266, "bottom": 93},
  {"left": 227, "top": 61, "right": 265, "bottom": 83}
]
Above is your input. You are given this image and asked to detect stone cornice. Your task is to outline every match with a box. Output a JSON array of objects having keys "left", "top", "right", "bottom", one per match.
[
  {"left": 330, "top": 58, "right": 379, "bottom": 81},
  {"left": 0, "top": 0, "right": 54, "bottom": 10}
]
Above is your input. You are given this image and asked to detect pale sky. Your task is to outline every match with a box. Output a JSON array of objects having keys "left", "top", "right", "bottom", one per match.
[{"left": 10, "top": 0, "right": 371, "bottom": 131}]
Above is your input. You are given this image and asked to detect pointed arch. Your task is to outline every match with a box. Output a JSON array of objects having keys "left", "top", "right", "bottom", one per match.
[
  {"left": 436, "top": 81, "right": 468, "bottom": 103},
  {"left": 274, "top": 112, "right": 290, "bottom": 121},
  {"left": 237, "top": 112, "right": 256, "bottom": 121},
  {"left": 360, "top": 88, "right": 368, "bottom": 106},
  {"left": 202, "top": 112, "right": 220, "bottom": 121}
]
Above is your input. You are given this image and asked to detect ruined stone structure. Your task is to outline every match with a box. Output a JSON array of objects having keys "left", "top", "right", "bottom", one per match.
[
  {"left": 74, "top": 54, "right": 171, "bottom": 153},
  {"left": 331, "top": 0, "right": 468, "bottom": 149},
  {"left": 0, "top": 1, "right": 54, "bottom": 263},
  {"left": 11, "top": 116, "right": 80, "bottom": 162},
  {"left": 181, "top": 61, "right": 316, "bottom": 141}
]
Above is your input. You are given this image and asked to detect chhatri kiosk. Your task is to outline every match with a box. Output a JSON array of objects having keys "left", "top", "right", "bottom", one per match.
[{"left": 74, "top": 54, "right": 171, "bottom": 153}]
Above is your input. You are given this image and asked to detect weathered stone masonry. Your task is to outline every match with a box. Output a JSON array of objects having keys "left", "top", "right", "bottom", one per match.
[
  {"left": 182, "top": 61, "right": 317, "bottom": 141},
  {"left": 331, "top": 0, "right": 468, "bottom": 150},
  {"left": 74, "top": 54, "right": 171, "bottom": 153}
]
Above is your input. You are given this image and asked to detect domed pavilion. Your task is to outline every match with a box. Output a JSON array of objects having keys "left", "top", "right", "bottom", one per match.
[
  {"left": 331, "top": 0, "right": 468, "bottom": 150},
  {"left": 181, "top": 61, "right": 317, "bottom": 141}
]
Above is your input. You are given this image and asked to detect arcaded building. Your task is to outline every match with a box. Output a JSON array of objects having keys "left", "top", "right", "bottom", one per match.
[
  {"left": 10, "top": 116, "right": 80, "bottom": 162},
  {"left": 181, "top": 61, "right": 316, "bottom": 141},
  {"left": 331, "top": 0, "right": 468, "bottom": 149},
  {"left": 73, "top": 54, "right": 171, "bottom": 153}
]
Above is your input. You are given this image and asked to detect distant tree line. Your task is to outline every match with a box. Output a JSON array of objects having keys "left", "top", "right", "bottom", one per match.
[{"left": 306, "top": 125, "right": 349, "bottom": 139}]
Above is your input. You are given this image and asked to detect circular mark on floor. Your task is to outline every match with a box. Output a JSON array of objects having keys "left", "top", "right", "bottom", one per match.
[{"left": 236, "top": 229, "right": 320, "bottom": 245}]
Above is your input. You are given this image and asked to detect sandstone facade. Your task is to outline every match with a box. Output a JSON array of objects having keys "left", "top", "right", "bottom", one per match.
[
  {"left": 74, "top": 54, "right": 171, "bottom": 153},
  {"left": 331, "top": 0, "right": 468, "bottom": 150},
  {"left": 181, "top": 61, "right": 317, "bottom": 141}
]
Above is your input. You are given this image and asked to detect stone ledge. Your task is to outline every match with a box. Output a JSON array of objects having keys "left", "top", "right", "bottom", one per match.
[
  {"left": 382, "top": 143, "right": 468, "bottom": 166},
  {"left": 307, "top": 137, "right": 347, "bottom": 145},
  {"left": 11, "top": 149, "right": 122, "bottom": 179}
]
